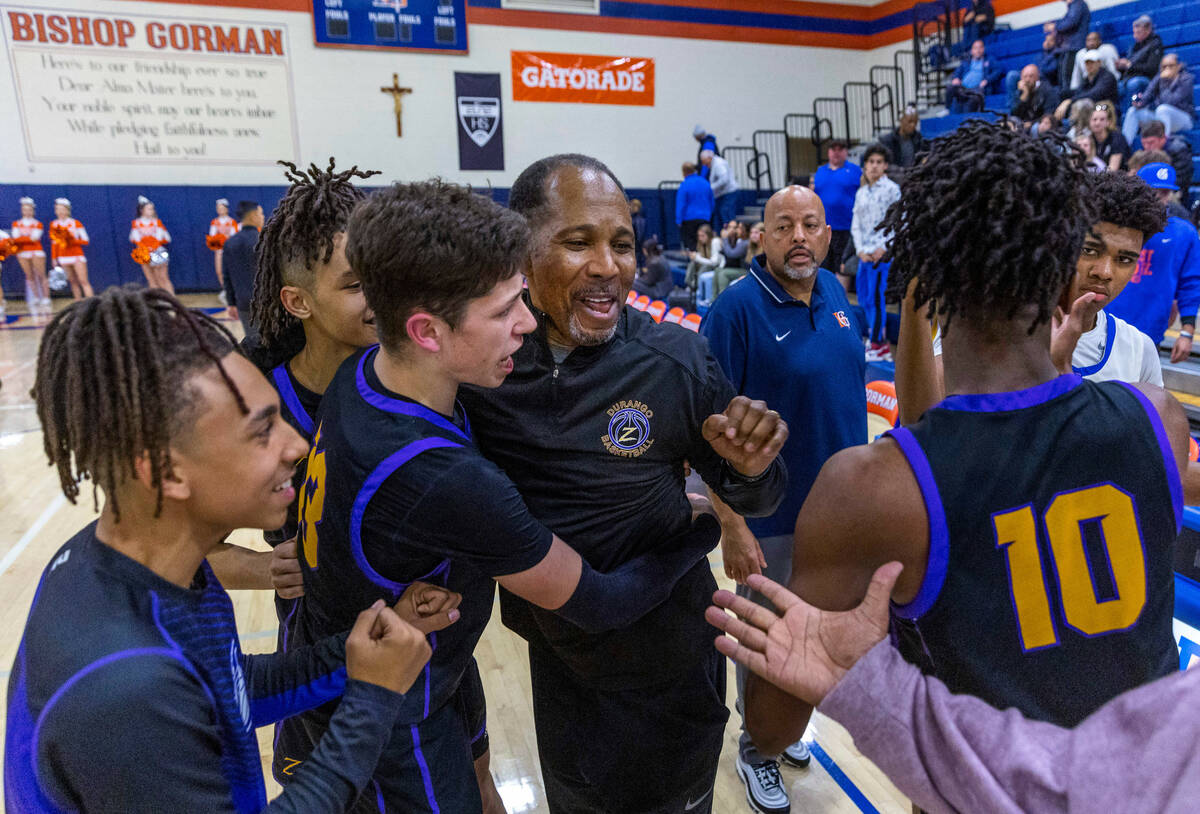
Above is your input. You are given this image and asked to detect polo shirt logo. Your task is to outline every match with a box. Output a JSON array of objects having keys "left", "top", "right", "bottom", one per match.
[
  {"left": 602, "top": 400, "right": 655, "bottom": 457},
  {"left": 834, "top": 310, "right": 851, "bottom": 328}
]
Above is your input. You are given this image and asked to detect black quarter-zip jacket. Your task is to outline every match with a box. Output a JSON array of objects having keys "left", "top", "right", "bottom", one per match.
[{"left": 459, "top": 295, "right": 786, "bottom": 687}]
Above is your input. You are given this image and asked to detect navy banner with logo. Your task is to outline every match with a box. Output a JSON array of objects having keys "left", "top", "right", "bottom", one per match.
[{"left": 455, "top": 72, "right": 504, "bottom": 171}]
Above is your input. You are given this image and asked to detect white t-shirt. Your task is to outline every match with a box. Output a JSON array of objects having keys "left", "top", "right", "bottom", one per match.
[{"left": 932, "top": 310, "right": 1162, "bottom": 386}]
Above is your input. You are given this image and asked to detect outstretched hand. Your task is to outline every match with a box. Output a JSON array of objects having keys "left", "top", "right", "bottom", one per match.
[
  {"left": 702, "top": 396, "right": 788, "bottom": 478},
  {"left": 1051, "top": 291, "right": 1106, "bottom": 374},
  {"left": 705, "top": 562, "right": 903, "bottom": 706}
]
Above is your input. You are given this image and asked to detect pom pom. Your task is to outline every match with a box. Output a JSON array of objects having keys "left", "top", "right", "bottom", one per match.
[{"left": 206, "top": 233, "right": 227, "bottom": 251}]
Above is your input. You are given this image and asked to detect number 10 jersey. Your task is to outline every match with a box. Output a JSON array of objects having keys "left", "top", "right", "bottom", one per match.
[{"left": 887, "top": 373, "right": 1181, "bottom": 727}]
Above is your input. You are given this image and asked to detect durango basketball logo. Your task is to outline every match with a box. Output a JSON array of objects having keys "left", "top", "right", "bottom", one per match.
[{"left": 602, "top": 400, "right": 654, "bottom": 457}]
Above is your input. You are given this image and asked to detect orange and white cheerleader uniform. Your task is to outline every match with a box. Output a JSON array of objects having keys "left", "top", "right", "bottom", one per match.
[
  {"left": 209, "top": 215, "right": 239, "bottom": 241},
  {"left": 49, "top": 218, "right": 89, "bottom": 265},
  {"left": 130, "top": 217, "right": 170, "bottom": 256},
  {"left": 11, "top": 218, "right": 45, "bottom": 259}
]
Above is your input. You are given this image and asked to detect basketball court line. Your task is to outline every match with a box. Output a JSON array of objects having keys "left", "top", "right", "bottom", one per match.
[
  {"left": 0, "top": 493, "right": 67, "bottom": 577},
  {"left": 811, "top": 740, "right": 880, "bottom": 813}
]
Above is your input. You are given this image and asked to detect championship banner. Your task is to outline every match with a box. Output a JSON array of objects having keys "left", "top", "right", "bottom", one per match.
[
  {"left": 455, "top": 72, "right": 503, "bottom": 171},
  {"left": 511, "top": 51, "right": 654, "bottom": 106}
]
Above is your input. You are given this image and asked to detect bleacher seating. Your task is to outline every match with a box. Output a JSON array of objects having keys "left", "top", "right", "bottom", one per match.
[{"left": 933, "top": 0, "right": 1200, "bottom": 203}]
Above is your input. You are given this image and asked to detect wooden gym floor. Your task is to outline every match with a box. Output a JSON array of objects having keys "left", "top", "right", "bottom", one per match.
[{"left": 0, "top": 295, "right": 909, "bottom": 813}]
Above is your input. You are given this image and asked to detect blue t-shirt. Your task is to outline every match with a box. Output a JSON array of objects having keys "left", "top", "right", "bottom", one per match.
[
  {"left": 702, "top": 261, "right": 867, "bottom": 538},
  {"left": 1106, "top": 215, "right": 1200, "bottom": 345},
  {"left": 813, "top": 162, "right": 862, "bottom": 231},
  {"left": 962, "top": 58, "right": 985, "bottom": 88}
]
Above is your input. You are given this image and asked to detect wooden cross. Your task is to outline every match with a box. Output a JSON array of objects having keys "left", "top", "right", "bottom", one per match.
[{"left": 380, "top": 73, "right": 413, "bottom": 137}]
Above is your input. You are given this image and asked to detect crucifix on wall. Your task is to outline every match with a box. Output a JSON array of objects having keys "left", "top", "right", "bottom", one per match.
[{"left": 380, "top": 73, "right": 413, "bottom": 137}]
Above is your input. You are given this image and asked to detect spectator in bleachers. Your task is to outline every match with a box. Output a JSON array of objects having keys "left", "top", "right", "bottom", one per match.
[
  {"left": 1075, "top": 131, "right": 1107, "bottom": 172},
  {"left": 1064, "top": 99, "right": 1095, "bottom": 138},
  {"left": 685, "top": 223, "right": 725, "bottom": 307},
  {"left": 630, "top": 197, "right": 647, "bottom": 266},
  {"left": 716, "top": 222, "right": 760, "bottom": 297},
  {"left": 879, "top": 109, "right": 928, "bottom": 170},
  {"left": 946, "top": 39, "right": 1002, "bottom": 113},
  {"left": 632, "top": 238, "right": 674, "bottom": 300},
  {"left": 1139, "top": 120, "right": 1194, "bottom": 195},
  {"left": 1106, "top": 162, "right": 1200, "bottom": 362},
  {"left": 1010, "top": 64, "right": 1059, "bottom": 127},
  {"left": 676, "top": 161, "right": 713, "bottom": 251},
  {"left": 851, "top": 144, "right": 901, "bottom": 361},
  {"left": 1053, "top": 50, "right": 1117, "bottom": 122},
  {"left": 959, "top": 0, "right": 995, "bottom": 51},
  {"left": 720, "top": 220, "right": 748, "bottom": 269},
  {"left": 1069, "top": 31, "right": 1118, "bottom": 89},
  {"left": 1047, "top": 0, "right": 1090, "bottom": 88},
  {"left": 1128, "top": 149, "right": 1190, "bottom": 219},
  {"left": 1088, "top": 102, "right": 1129, "bottom": 171},
  {"left": 1038, "top": 31, "right": 1062, "bottom": 88},
  {"left": 702, "top": 149, "right": 739, "bottom": 232},
  {"left": 812, "top": 139, "right": 861, "bottom": 281},
  {"left": 1117, "top": 15, "right": 1164, "bottom": 109},
  {"left": 1122, "top": 54, "right": 1195, "bottom": 143},
  {"left": 693, "top": 126, "right": 719, "bottom": 179},
  {"left": 1035, "top": 112, "right": 1057, "bottom": 136}
]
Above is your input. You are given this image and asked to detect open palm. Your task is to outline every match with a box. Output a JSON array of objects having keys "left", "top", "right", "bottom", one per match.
[{"left": 705, "top": 562, "right": 902, "bottom": 705}]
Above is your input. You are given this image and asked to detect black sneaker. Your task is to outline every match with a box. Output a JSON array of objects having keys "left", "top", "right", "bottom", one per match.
[{"left": 735, "top": 753, "right": 790, "bottom": 813}]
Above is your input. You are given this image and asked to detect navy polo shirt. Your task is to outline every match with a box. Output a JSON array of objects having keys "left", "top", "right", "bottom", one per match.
[{"left": 702, "top": 259, "right": 867, "bottom": 538}]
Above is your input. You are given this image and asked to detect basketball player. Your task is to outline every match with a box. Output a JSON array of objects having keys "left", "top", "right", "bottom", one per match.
[
  {"left": 6, "top": 287, "right": 435, "bottom": 812},
  {"left": 291, "top": 180, "right": 738, "bottom": 813},
  {"left": 898, "top": 168, "right": 1171, "bottom": 428},
  {"left": 740, "top": 121, "right": 1188, "bottom": 757},
  {"left": 458, "top": 154, "right": 789, "bottom": 814}
]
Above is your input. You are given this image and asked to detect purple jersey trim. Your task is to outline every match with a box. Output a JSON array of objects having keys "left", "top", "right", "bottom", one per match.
[
  {"left": 411, "top": 724, "right": 440, "bottom": 814},
  {"left": 885, "top": 427, "right": 950, "bottom": 620},
  {"left": 349, "top": 438, "right": 464, "bottom": 597},
  {"left": 936, "top": 373, "right": 1083, "bottom": 413},
  {"left": 355, "top": 348, "right": 471, "bottom": 442},
  {"left": 1117, "top": 382, "right": 1184, "bottom": 534},
  {"left": 271, "top": 364, "right": 315, "bottom": 437}
]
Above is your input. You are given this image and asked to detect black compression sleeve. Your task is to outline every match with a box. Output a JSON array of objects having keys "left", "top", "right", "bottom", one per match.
[{"left": 554, "top": 515, "right": 720, "bottom": 631}]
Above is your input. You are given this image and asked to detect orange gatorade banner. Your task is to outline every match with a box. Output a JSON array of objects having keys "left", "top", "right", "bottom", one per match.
[{"left": 511, "top": 51, "right": 654, "bottom": 106}]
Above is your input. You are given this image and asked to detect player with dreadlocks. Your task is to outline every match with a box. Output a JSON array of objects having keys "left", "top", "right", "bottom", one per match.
[
  {"left": 734, "top": 120, "right": 1189, "bottom": 757},
  {"left": 5, "top": 286, "right": 436, "bottom": 812},
  {"left": 896, "top": 164, "right": 1171, "bottom": 429},
  {"left": 227, "top": 158, "right": 502, "bottom": 809}
]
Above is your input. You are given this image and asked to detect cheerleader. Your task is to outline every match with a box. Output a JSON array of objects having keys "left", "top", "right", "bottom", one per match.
[
  {"left": 207, "top": 197, "right": 239, "bottom": 303},
  {"left": 49, "top": 198, "right": 93, "bottom": 300},
  {"left": 0, "top": 227, "right": 18, "bottom": 321},
  {"left": 129, "top": 195, "right": 173, "bottom": 293},
  {"left": 12, "top": 196, "right": 50, "bottom": 312}
]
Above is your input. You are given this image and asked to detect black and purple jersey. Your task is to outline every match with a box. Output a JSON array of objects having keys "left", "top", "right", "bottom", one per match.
[
  {"left": 5, "top": 522, "right": 400, "bottom": 813},
  {"left": 887, "top": 374, "right": 1180, "bottom": 727}
]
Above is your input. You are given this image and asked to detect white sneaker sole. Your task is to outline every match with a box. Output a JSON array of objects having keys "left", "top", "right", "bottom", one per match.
[{"left": 735, "top": 760, "right": 790, "bottom": 814}]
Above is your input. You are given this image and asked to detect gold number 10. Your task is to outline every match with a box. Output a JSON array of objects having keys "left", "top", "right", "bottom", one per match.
[{"left": 992, "top": 484, "right": 1146, "bottom": 652}]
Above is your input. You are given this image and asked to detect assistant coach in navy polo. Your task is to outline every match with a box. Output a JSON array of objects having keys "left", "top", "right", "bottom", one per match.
[{"left": 702, "top": 185, "right": 867, "bottom": 814}]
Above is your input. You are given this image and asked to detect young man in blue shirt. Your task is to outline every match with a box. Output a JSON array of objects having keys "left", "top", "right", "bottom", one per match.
[
  {"left": 702, "top": 185, "right": 867, "bottom": 814},
  {"left": 1105, "top": 163, "right": 1200, "bottom": 362},
  {"left": 677, "top": 160, "right": 715, "bottom": 251},
  {"left": 811, "top": 139, "right": 860, "bottom": 287}
]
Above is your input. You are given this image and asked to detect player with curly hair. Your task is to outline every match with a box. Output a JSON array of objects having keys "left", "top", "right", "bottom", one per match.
[
  {"left": 738, "top": 120, "right": 1190, "bottom": 757},
  {"left": 896, "top": 164, "right": 1171, "bottom": 428}
]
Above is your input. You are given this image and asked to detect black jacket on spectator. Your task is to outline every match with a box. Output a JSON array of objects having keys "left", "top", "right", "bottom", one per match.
[
  {"left": 633, "top": 256, "right": 675, "bottom": 300},
  {"left": 1125, "top": 33, "right": 1164, "bottom": 81},
  {"left": 1069, "top": 68, "right": 1118, "bottom": 104},
  {"left": 1166, "top": 134, "right": 1194, "bottom": 192},
  {"left": 1012, "top": 83, "right": 1058, "bottom": 122},
  {"left": 222, "top": 224, "right": 258, "bottom": 313},
  {"left": 1094, "top": 130, "right": 1131, "bottom": 169},
  {"left": 879, "top": 129, "right": 928, "bottom": 168}
]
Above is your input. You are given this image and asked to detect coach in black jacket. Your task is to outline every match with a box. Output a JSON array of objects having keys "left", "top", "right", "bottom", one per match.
[
  {"left": 222, "top": 200, "right": 263, "bottom": 339},
  {"left": 459, "top": 154, "right": 787, "bottom": 814}
]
